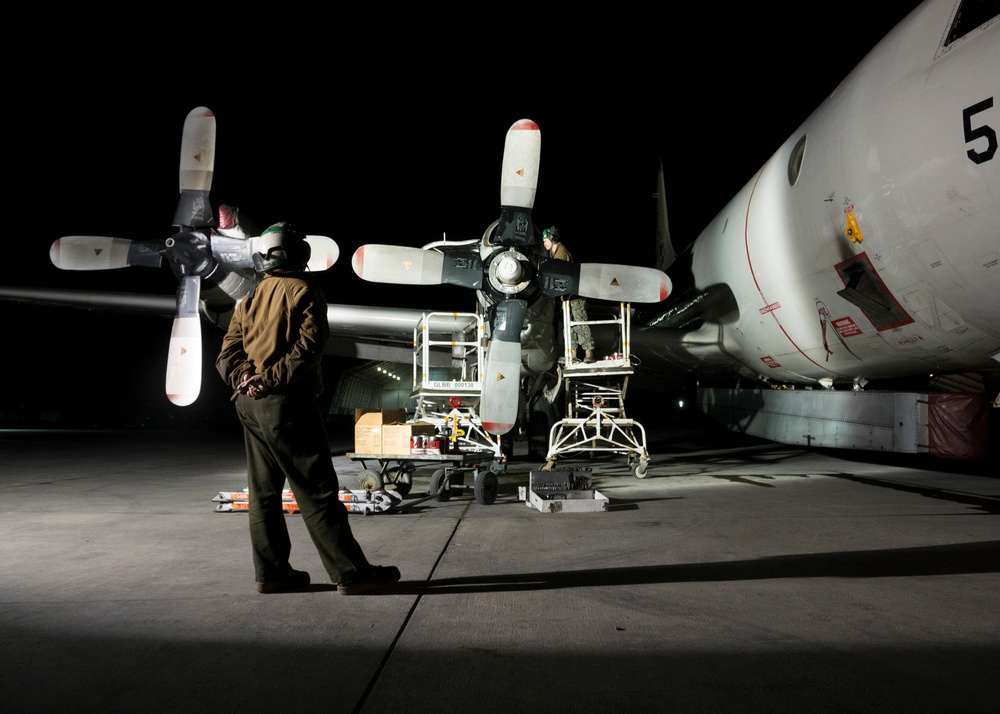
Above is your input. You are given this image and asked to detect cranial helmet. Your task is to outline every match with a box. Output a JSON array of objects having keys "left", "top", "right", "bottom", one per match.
[
  {"left": 254, "top": 221, "right": 311, "bottom": 273},
  {"left": 542, "top": 226, "right": 560, "bottom": 242}
]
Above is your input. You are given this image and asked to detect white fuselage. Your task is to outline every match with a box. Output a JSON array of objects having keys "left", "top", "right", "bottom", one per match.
[{"left": 656, "top": 0, "right": 999, "bottom": 387}]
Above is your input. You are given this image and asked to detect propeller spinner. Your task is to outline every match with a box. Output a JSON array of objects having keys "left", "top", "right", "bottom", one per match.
[{"left": 352, "top": 118, "right": 671, "bottom": 435}]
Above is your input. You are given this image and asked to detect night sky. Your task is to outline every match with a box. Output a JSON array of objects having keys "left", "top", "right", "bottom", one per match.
[{"left": 2, "top": 3, "right": 926, "bottom": 423}]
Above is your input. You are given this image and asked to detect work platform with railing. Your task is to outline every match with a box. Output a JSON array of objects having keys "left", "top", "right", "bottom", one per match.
[
  {"left": 410, "top": 311, "right": 503, "bottom": 459},
  {"left": 543, "top": 300, "right": 651, "bottom": 477},
  {"left": 346, "top": 311, "right": 506, "bottom": 506}
]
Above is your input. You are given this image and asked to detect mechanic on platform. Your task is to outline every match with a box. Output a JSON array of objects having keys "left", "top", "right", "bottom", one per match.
[{"left": 542, "top": 226, "right": 595, "bottom": 363}]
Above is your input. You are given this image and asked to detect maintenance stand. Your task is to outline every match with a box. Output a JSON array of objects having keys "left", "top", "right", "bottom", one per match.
[
  {"left": 543, "top": 301, "right": 651, "bottom": 478},
  {"left": 347, "top": 311, "right": 506, "bottom": 505}
]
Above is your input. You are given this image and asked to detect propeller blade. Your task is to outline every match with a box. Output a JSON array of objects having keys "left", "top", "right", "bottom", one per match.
[
  {"left": 245, "top": 233, "right": 340, "bottom": 272},
  {"left": 539, "top": 259, "right": 672, "bottom": 303},
  {"left": 165, "top": 275, "right": 202, "bottom": 406},
  {"left": 352, "top": 245, "right": 443, "bottom": 284},
  {"left": 304, "top": 235, "right": 340, "bottom": 272},
  {"left": 49, "top": 236, "right": 162, "bottom": 270},
  {"left": 480, "top": 299, "right": 527, "bottom": 435},
  {"left": 495, "top": 119, "right": 540, "bottom": 247},
  {"left": 174, "top": 107, "right": 216, "bottom": 228},
  {"left": 352, "top": 244, "right": 483, "bottom": 288},
  {"left": 500, "top": 119, "right": 540, "bottom": 210}
]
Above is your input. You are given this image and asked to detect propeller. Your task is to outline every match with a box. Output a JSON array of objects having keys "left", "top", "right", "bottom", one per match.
[
  {"left": 352, "top": 118, "right": 672, "bottom": 435},
  {"left": 48, "top": 107, "right": 339, "bottom": 406},
  {"left": 163, "top": 107, "right": 217, "bottom": 406}
]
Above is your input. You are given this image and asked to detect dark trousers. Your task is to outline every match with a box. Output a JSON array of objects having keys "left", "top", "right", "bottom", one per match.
[{"left": 235, "top": 393, "right": 370, "bottom": 583}]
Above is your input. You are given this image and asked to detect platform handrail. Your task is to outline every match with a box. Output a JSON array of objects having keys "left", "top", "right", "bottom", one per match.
[
  {"left": 562, "top": 301, "right": 632, "bottom": 368},
  {"left": 413, "top": 311, "right": 485, "bottom": 391}
]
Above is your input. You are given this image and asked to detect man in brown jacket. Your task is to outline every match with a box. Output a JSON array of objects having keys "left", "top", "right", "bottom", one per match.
[{"left": 216, "top": 221, "right": 400, "bottom": 595}]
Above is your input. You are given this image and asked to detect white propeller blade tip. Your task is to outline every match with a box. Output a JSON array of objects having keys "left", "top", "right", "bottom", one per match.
[{"left": 165, "top": 316, "right": 202, "bottom": 407}]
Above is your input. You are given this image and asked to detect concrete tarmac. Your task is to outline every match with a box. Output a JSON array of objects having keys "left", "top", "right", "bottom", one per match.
[{"left": 1, "top": 419, "right": 998, "bottom": 713}]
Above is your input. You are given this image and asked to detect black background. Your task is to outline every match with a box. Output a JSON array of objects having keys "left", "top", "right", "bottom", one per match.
[{"left": 2, "top": 4, "right": 925, "bottom": 425}]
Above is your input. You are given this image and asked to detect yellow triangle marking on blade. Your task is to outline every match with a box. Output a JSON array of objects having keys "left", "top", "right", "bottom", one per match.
[
  {"left": 180, "top": 347, "right": 188, "bottom": 356},
  {"left": 496, "top": 373, "right": 506, "bottom": 382},
  {"left": 402, "top": 261, "right": 413, "bottom": 271},
  {"left": 516, "top": 168, "right": 525, "bottom": 177},
  {"left": 194, "top": 152, "right": 203, "bottom": 162},
  {"left": 610, "top": 278, "right": 620, "bottom": 286}
]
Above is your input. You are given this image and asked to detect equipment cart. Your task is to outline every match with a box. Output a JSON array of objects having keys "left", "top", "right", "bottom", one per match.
[
  {"left": 345, "top": 310, "right": 507, "bottom": 506},
  {"left": 346, "top": 451, "right": 506, "bottom": 505},
  {"left": 409, "top": 311, "right": 504, "bottom": 459}
]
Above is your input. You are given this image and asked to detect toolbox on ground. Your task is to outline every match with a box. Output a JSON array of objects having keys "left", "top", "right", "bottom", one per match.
[{"left": 519, "top": 469, "right": 609, "bottom": 513}]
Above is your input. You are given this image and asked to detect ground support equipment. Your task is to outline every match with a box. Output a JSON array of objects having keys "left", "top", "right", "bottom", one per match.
[
  {"left": 544, "top": 301, "right": 651, "bottom": 477},
  {"left": 212, "top": 488, "right": 401, "bottom": 515},
  {"left": 347, "top": 451, "right": 506, "bottom": 505},
  {"left": 409, "top": 311, "right": 503, "bottom": 459},
  {"left": 518, "top": 468, "right": 609, "bottom": 513}
]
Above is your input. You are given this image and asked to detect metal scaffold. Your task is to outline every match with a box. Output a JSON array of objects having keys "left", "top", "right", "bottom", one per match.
[
  {"left": 543, "top": 301, "right": 651, "bottom": 478},
  {"left": 410, "top": 311, "right": 503, "bottom": 459}
]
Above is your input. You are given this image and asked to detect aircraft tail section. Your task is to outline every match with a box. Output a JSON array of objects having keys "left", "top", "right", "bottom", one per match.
[{"left": 654, "top": 161, "right": 678, "bottom": 273}]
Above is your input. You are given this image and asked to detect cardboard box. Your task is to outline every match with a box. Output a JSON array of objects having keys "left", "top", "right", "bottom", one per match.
[
  {"left": 354, "top": 409, "right": 407, "bottom": 454},
  {"left": 382, "top": 421, "right": 437, "bottom": 455}
]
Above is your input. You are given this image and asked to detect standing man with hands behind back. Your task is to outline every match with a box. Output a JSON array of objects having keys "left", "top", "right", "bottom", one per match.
[{"left": 216, "top": 221, "right": 400, "bottom": 596}]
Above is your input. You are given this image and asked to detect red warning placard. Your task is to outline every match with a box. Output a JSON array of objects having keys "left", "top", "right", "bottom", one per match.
[{"left": 832, "top": 316, "right": 863, "bottom": 337}]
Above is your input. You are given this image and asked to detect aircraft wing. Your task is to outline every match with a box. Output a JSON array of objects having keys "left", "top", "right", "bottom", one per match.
[
  {"left": 0, "top": 285, "right": 466, "bottom": 369},
  {"left": 323, "top": 303, "right": 480, "bottom": 368},
  {"left": 0, "top": 286, "right": 178, "bottom": 316}
]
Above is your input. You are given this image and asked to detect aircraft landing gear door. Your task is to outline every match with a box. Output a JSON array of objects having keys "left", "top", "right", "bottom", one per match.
[{"left": 544, "top": 302, "right": 651, "bottom": 477}]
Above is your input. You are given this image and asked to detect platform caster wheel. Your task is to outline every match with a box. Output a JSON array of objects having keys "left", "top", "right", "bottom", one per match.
[
  {"left": 357, "top": 469, "right": 384, "bottom": 492},
  {"left": 474, "top": 471, "right": 498, "bottom": 505},
  {"left": 429, "top": 469, "right": 451, "bottom": 501},
  {"left": 384, "top": 466, "right": 413, "bottom": 498},
  {"left": 633, "top": 462, "right": 649, "bottom": 479}
]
